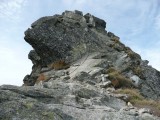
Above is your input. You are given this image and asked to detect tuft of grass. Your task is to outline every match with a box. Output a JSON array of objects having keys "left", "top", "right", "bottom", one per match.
[
  {"left": 106, "top": 68, "right": 134, "bottom": 88},
  {"left": 114, "top": 89, "right": 144, "bottom": 102},
  {"left": 110, "top": 36, "right": 120, "bottom": 43},
  {"left": 107, "top": 67, "right": 117, "bottom": 73},
  {"left": 127, "top": 51, "right": 136, "bottom": 59},
  {"left": 134, "top": 99, "right": 160, "bottom": 110},
  {"left": 132, "top": 66, "right": 143, "bottom": 76},
  {"left": 125, "top": 48, "right": 141, "bottom": 60},
  {"left": 114, "top": 88, "right": 160, "bottom": 117},
  {"left": 48, "top": 60, "right": 69, "bottom": 70}
]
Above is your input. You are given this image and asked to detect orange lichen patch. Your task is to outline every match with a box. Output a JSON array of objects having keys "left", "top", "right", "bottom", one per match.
[
  {"left": 36, "top": 73, "right": 48, "bottom": 83},
  {"left": 48, "top": 60, "right": 70, "bottom": 70},
  {"left": 111, "top": 79, "right": 119, "bottom": 88}
]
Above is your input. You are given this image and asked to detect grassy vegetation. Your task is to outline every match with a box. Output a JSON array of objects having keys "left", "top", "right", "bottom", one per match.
[
  {"left": 106, "top": 67, "right": 160, "bottom": 116},
  {"left": 114, "top": 88, "right": 160, "bottom": 116},
  {"left": 124, "top": 46, "right": 141, "bottom": 60},
  {"left": 132, "top": 66, "right": 143, "bottom": 76},
  {"left": 114, "top": 89, "right": 144, "bottom": 103},
  {"left": 23, "top": 102, "right": 34, "bottom": 109},
  {"left": 106, "top": 67, "right": 134, "bottom": 88},
  {"left": 109, "top": 37, "right": 120, "bottom": 50},
  {"left": 126, "top": 51, "right": 137, "bottom": 59},
  {"left": 110, "top": 36, "right": 120, "bottom": 43},
  {"left": 48, "top": 60, "right": 69, "bottom": 70}
]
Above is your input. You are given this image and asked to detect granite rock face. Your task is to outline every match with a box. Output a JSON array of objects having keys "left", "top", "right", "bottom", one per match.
[{"left": 0, "top": 10, "right": 160, "bottom": 120}]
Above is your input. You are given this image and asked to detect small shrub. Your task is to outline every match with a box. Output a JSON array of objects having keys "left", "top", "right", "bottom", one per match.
[{"left": 107, "top": 68, "right": 134, "bottom": 88}]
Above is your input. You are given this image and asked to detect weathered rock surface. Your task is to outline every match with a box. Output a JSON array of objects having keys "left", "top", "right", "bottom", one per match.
[
  {"left": 24, "top": 10, "right": 160, "bottom": 100},
  {"left": 0, "top": 10, "right": 160, "bottom": 120},
  {"left": 0, "top": 81, "right": 159, "bottom": 120}
]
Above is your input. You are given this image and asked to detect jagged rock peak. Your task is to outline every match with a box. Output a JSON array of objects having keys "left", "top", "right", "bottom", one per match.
[{"left": 31, "top": 10, "right": 106, "bottom": 29}]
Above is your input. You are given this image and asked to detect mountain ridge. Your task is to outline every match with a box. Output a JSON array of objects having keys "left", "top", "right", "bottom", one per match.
[{"left": 0, "top": 10, "right": 160, "bottom": 120}]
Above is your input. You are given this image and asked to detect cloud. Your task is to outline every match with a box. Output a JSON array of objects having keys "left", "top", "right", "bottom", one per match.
[
  {"left": 0, "top": 0, "right": 28, "bottom": 21},
  {"left": 61, "top": 0, "right": 159, "bottom": 38}
]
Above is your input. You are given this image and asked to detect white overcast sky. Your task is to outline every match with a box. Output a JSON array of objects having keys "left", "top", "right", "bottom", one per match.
[{"left": 0, "top": 0, "right": 160, "bottom": 86}]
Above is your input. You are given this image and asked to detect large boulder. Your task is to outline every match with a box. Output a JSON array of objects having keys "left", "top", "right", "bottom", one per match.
[{"left": 24, "top": 10, "right": 107, "bottom": 67}]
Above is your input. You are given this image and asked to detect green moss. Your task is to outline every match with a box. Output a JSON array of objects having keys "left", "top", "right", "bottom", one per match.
[
  {"left": 23, "top": 102, "right": 34, "bottom": 109},
  {"left": 71, "top": 43, "right": 87, "bottom": 60},
  {"left": 42, "top": 111, "right": 54, "bottom": 120}
]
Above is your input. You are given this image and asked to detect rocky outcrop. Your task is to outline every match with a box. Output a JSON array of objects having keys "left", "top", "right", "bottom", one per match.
[
  {"left": 24, "top": 10, "right": 107, "bottom": 66},
  {"left": 0, "top": 10, "right": 160, "bottom": 120},
  {"left": 24, "top": 10, "right": 160, "bottom": 100}
]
